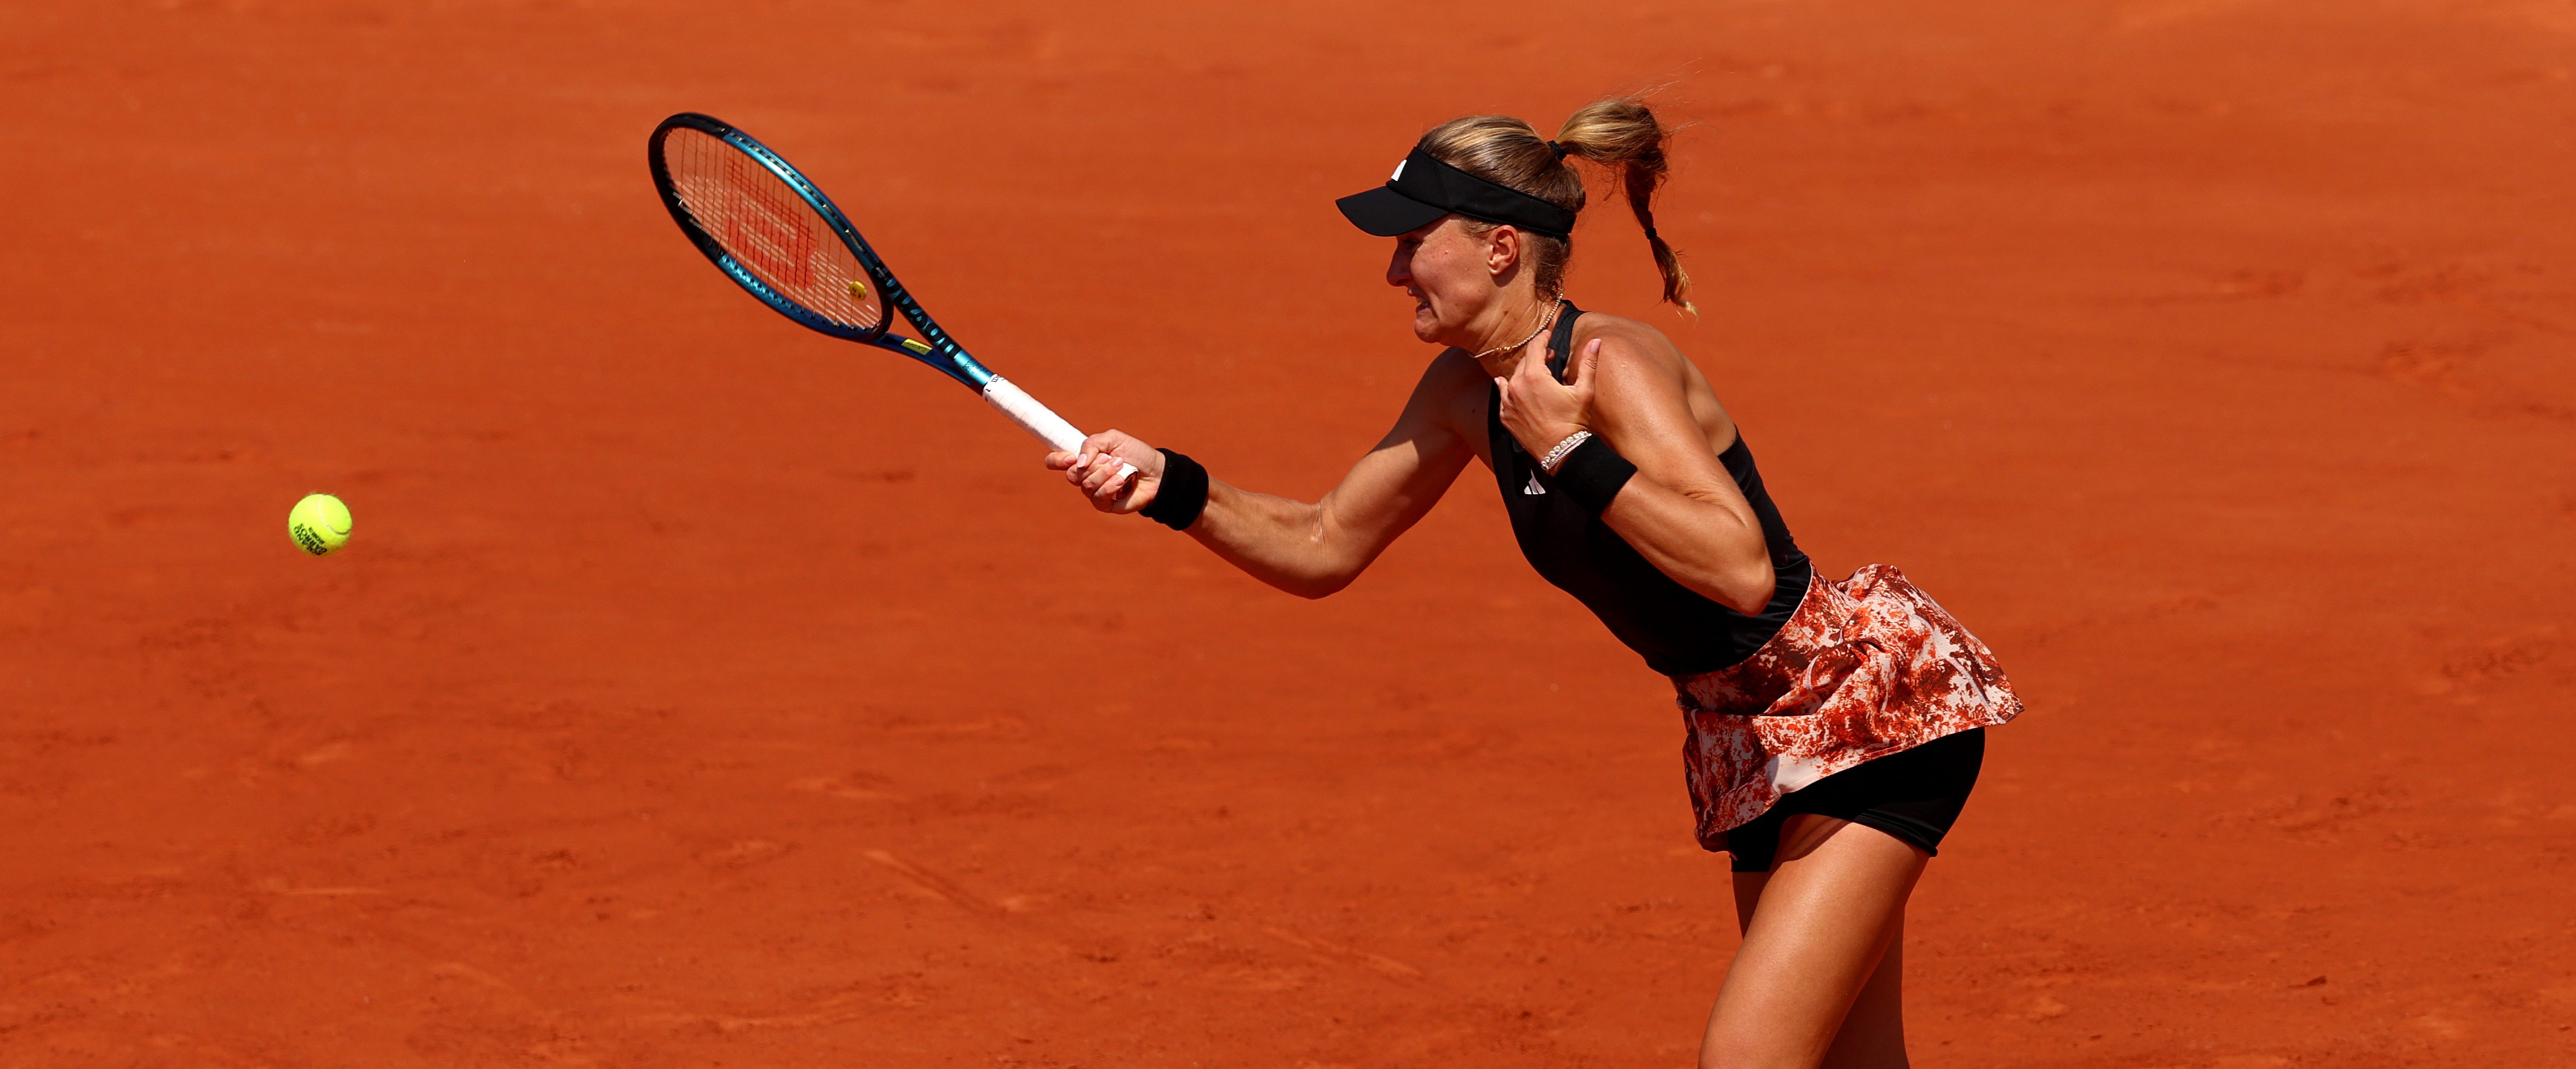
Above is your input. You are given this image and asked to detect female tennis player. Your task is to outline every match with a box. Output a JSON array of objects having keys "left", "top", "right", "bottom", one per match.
[{"left": 1047, "top": 98, "right": 2021, "bottom": 1069}]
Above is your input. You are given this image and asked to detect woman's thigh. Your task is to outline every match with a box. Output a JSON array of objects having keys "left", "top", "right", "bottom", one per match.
[{"left": 1705, "top": 814, "right": 1926, "bottom": 1069}]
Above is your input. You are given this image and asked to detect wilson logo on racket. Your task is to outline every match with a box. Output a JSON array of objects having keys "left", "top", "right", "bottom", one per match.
[{"left": 721, "top": 153, "right": 817, "bottom": 288}]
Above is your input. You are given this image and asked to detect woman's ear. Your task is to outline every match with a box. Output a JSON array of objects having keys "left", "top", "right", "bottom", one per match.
[{"left": 1485, "top": 225, "right": 1522, "bottom": 280}]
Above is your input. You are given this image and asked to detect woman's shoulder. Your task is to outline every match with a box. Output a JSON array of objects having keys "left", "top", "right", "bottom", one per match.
[
  {"left": 1397, "top": 347, "right": 1502, "bottom": 443},
  {"left": 1417, "top": 346, "right": 1489, "bottom": 390},
  {"left": 1569, "top": 310, "right": 1690, "bottom": 378},
  {"left": 1573, "top": 308, "right": 1736, "bottom": 442}
]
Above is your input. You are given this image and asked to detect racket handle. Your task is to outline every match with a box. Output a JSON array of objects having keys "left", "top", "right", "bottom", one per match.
[{"left": 981, "top": 377, "right": 1138, "bottom": 479}]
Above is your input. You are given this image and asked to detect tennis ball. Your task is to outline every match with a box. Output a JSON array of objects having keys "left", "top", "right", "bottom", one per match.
[{"left": 288, "top": 493, "right": 352, "bottom": 556}]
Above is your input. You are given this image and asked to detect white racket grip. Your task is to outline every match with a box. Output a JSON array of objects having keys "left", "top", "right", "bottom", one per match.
[{"left": 981, "top": 376, "right": 1137, "bottom": 478}]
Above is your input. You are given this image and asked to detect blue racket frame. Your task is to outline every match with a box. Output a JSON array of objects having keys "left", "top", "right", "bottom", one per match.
[{"left": 648, "top": 112, "right": 995, "bottom": 391}]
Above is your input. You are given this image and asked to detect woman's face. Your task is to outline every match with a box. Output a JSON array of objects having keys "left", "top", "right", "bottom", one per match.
[{"left": 1386, "top": 216, "right": 1511, "bottom": 347}]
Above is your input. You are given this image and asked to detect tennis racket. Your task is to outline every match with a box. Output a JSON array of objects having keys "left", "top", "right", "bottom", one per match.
[{"left": 646, "top": 112, "right": 1132, "bottom": 478}]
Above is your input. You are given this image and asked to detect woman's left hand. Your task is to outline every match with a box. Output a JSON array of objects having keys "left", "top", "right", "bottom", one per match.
[{"left": 1495, "top": 335, "right": 1603, "bottom": 466}]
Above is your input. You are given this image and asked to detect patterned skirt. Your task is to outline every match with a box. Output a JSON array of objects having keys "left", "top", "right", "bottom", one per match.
[{"left": 1673, "top": 564, "right": 2023, "bottom": 849}]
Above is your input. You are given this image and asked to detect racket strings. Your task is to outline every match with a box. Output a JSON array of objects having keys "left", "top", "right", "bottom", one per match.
[{"left": 661, "top": 127, "right": 883, "bottom": 331}]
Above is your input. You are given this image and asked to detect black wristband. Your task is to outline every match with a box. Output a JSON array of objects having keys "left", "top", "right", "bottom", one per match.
[
  {"left": 1141, "top": 448, "right": 1209, "bottom": 530},
  {"left": 1550, "top": 435, "right": 1636, "bottom": 516}
]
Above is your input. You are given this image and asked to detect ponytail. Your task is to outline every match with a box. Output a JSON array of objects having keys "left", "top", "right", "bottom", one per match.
[{"left": 1554, "top": 99, "right": 1694, "bottom": 316}]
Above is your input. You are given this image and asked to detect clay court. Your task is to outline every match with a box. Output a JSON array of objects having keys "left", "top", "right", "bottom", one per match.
[{"left": 6, "top": 1, "right": 2574, "bottom": 1065}]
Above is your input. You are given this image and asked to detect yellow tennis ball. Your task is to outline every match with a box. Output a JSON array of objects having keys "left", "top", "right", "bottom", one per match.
[{"left": 288, "top": 493, "right": 352, "bottom": 556}]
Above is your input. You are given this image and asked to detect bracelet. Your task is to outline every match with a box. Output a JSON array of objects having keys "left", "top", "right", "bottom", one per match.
[
  {"left": 1537, "top": 430, "right": 1592, "bottom": 475},
  {"left": 1550, "top": 434, "right": 1636, "bottom": 516},
  {"left": 1140, "top": 448, "right": 1209, "bottom": 531}
]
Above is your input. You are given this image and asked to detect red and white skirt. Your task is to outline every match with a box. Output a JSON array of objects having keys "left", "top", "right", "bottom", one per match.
[{"left": 1673, "top": 564, "right": 2023, "bottom": 848}]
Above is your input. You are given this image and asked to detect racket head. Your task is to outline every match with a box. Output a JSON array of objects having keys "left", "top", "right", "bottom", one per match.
[{"left": 649, "top": 113, "right": 893, "bottom": 342}]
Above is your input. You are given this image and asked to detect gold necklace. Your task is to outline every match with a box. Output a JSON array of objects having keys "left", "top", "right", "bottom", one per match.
[{"left": 1471, "top": 297, "right": 1564, "bottom": 362}]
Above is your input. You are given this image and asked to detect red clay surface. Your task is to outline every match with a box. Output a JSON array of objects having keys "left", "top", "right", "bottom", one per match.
[{"left": 5, "top": 2, "right": 2574, "bottom": 1066}]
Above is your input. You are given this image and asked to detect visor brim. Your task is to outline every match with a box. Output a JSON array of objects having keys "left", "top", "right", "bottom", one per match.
[{"left": 1336, "top": 186, "right": 1449, "bottom": 237}]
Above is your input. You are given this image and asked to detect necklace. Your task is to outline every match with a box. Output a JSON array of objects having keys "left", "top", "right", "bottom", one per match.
[{"left": 1471, "top": 297, "right": 1564, "bottom": 362}]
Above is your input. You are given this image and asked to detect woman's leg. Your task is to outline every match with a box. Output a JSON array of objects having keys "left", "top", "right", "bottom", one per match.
[
  {"left": 1817, "top": 917, "right": 1908, "bottom": 1068},
  {"left": 1702, "top": 813, "right": 1927, "bottom": 1069}
]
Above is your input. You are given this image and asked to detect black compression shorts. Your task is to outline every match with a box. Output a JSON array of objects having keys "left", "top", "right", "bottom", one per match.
[{"left": 1719, "top": 728, "right": 1987, "bottom": 873}]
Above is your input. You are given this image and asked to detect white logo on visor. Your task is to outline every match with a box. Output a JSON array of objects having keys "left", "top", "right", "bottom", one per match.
[{"left": 1390, "top": 159, "right": 1407, "bottom": 182}]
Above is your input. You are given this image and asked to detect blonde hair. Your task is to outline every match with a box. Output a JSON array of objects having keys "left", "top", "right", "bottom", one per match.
[{"left": 1418, "top": 98, "right": 1694, "bottom": 315}]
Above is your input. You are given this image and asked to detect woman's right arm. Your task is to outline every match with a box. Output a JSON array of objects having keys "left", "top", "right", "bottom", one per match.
[{"left": 1047, "top": 352, "right": 1482, "bottom": 598}]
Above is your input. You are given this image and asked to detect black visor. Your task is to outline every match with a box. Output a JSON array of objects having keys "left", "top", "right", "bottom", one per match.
[{"left": 1336, "top": 147, "right": 1576, "bottom": 241}]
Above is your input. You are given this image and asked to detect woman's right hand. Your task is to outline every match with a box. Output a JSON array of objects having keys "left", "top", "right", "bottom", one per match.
[{"left": 1045, "top": 431, "right": 1164, "bottom": 515}]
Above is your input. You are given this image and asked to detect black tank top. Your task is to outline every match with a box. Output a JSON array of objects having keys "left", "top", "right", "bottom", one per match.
[{"left": 1487, "top": 301, "right": 1814, "bottom": 677}]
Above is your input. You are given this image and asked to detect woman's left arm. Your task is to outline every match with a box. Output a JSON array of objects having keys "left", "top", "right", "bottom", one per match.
[{"left": 1496, "top": 335, "right": 1777, "bottom": 614}]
